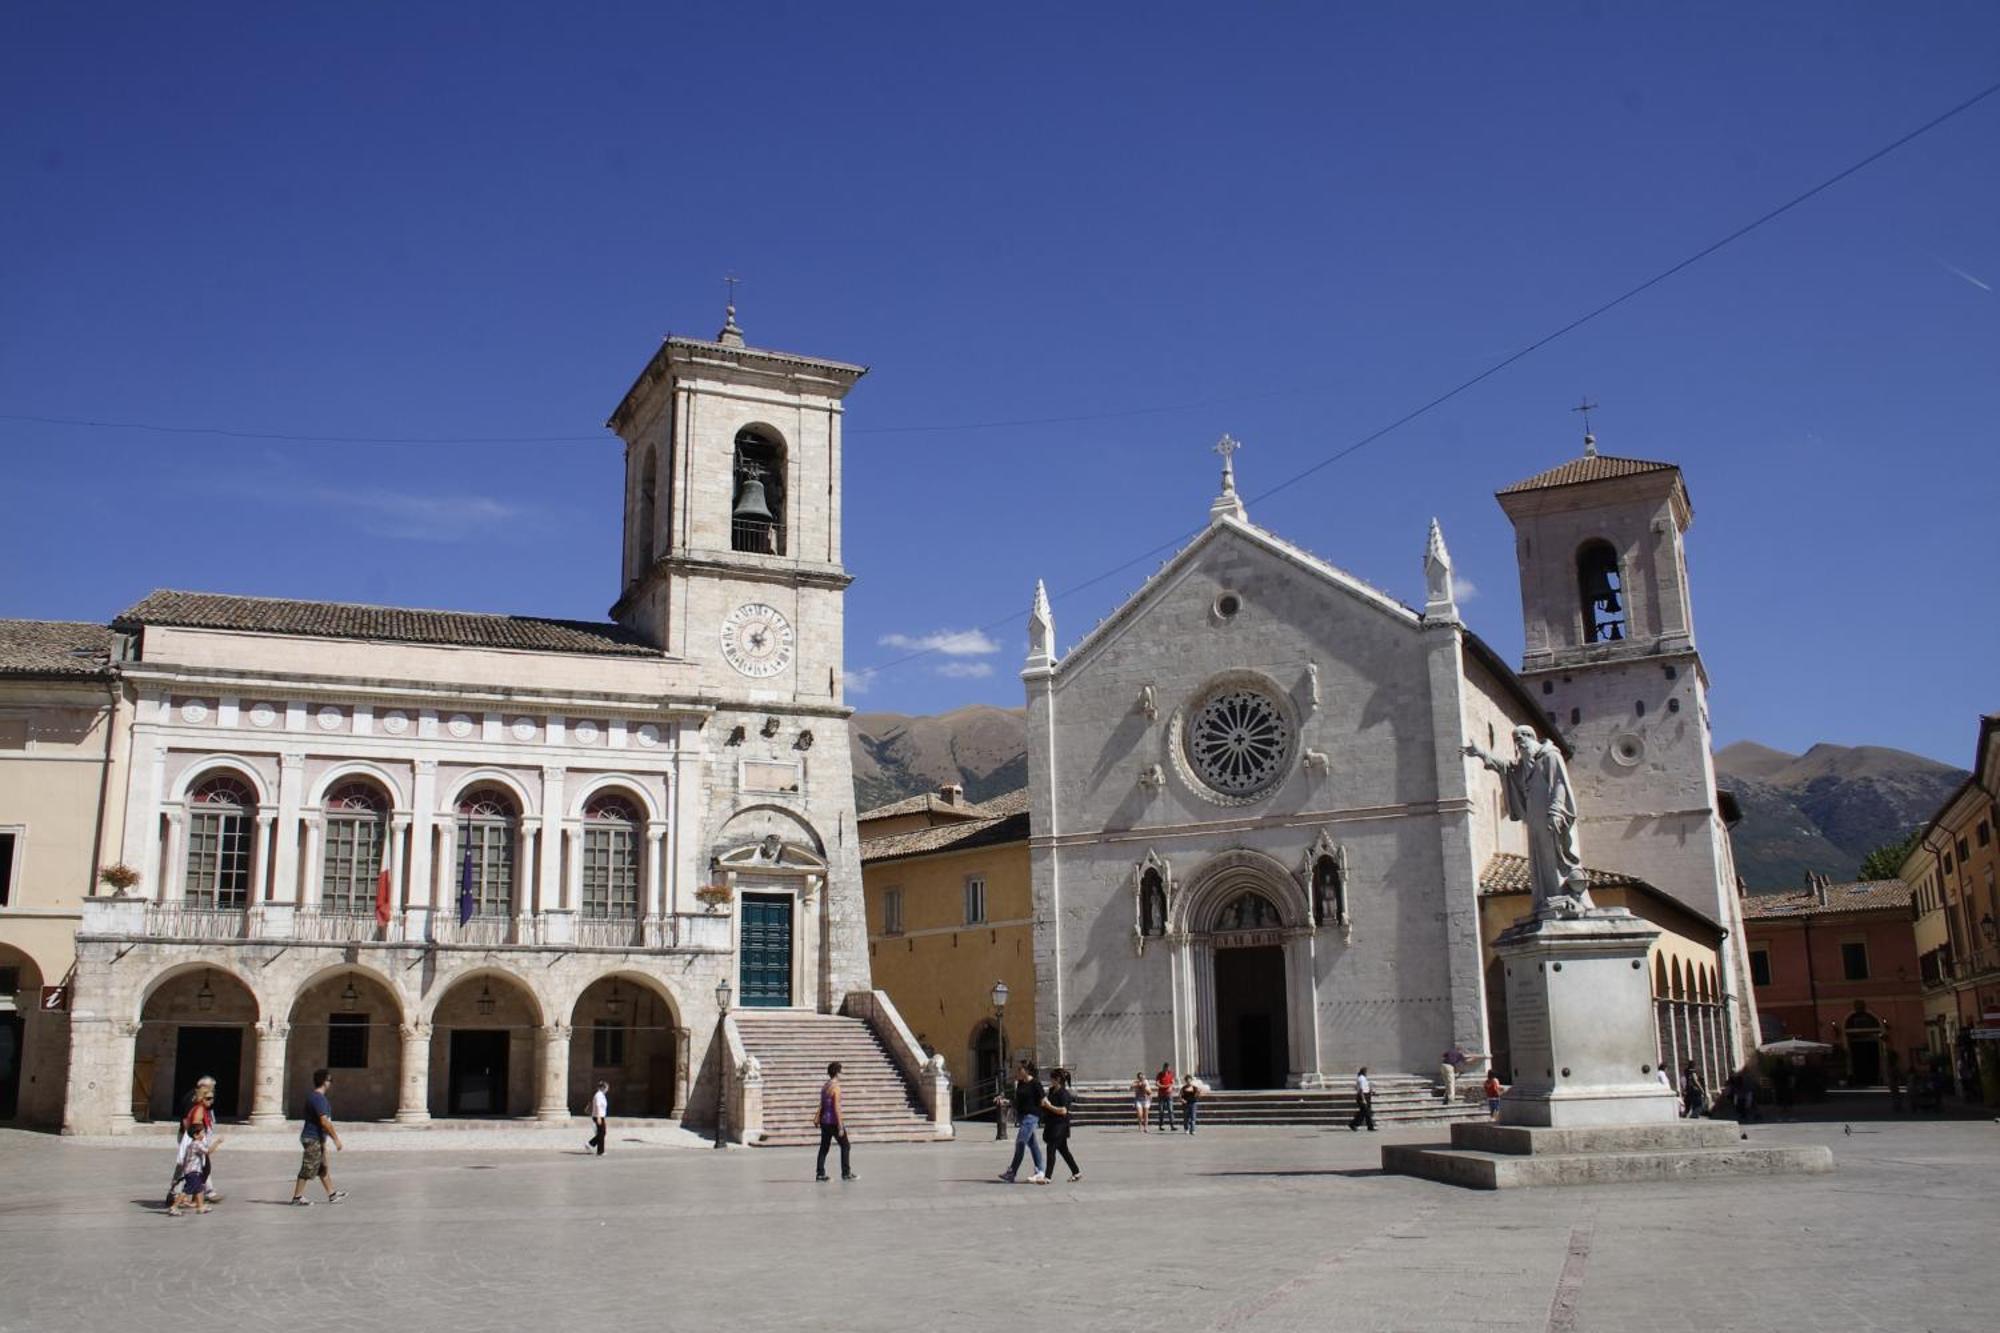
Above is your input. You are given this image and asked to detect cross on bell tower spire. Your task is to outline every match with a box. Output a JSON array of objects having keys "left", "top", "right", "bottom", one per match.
[
  {"left": 1573, "top": 397, "right": 1599, "bottom": 456},
  {"left": 1209, "top": 433, "right": 1246, "bottom": 523},
  {"left": 718, "top": 273, "right": 745, "bottom": 347}
]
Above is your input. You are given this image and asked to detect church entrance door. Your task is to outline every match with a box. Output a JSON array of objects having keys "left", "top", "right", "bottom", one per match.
[{"left": 1214, "top": 945, "right": 1288, "bottom": 1089}]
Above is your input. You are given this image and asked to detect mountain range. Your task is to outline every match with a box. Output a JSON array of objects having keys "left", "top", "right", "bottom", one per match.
[{"left": 848, "top": 709, "right": 1967, "bottom": 893}]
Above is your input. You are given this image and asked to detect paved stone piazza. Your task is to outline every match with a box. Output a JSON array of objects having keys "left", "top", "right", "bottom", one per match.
[{"left": 3, "top": 1111, "right": 1995, "bottom": 1332}]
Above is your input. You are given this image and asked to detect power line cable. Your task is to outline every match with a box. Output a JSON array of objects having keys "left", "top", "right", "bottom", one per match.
[{"left": 852, "top": 75, "right": 2000, "bottom": 684}]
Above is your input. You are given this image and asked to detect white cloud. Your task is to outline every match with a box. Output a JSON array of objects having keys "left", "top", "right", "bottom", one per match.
[
  {"left": 1454, "top": 575, "right": 1479, "bottom": 604},
  {"left": 936, "top": 661, "right": 994, "bottom": 679},
  {"left": 845, "top": 668, "right": 876, "bottom": 696},
  {"left": 877, "top": 628, "right": 1000, "bottom": 657},
  {"left": 309, "top": 488, "right": 523, "bottom": 542}
]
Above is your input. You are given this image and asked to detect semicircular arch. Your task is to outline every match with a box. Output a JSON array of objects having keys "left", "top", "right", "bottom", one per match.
[
  {"left": 569, "top": 773, "right": 663, "bottom": 823},
  {"left": 284, "top": 961, "right": 407, "bottom": 1025},
  {"left": 714, "top": 803, "right": 826, "bottom": 858},
  {"left": 560, "top": 965, "right": 683, "bottom": 1030},
  {"left": 134, "top": 958, "right": 266, "bottom": 1025},
  {"left": 169, "top": 757, "right": 273, "bottom": 806},
  {"left": 1173, "top": 847, "right": 1310, "bottom": 933},
  {"left": 442, "top": 768, "right": 537, "bottom": 818},
  {"left": 308, "top": 760, "right": 408, "bottom": 811},
  {"left": 420, "top": 965, "right": 549, "bottom": 1027}
]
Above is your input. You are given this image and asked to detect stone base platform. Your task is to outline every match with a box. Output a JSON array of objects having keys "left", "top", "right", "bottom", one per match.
[{"left": 1381, "top": 1118, "right": 1834, "bottom": 1189}]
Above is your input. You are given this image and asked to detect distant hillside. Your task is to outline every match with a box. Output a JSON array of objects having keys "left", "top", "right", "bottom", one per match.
[
  {"left": 1715, "top": 741, "right": 1966, "bottom": 891},
  {"left": 847, "top": 714, "right": 1966, "bottom": 892},
  {"left": 849, "top": 705, "right": 1027, "bottom": 813}
]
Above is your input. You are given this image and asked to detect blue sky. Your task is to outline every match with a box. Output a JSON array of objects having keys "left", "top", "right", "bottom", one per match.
[{"left": 3, "top": 3, "right": 1995, "bottom": 767}]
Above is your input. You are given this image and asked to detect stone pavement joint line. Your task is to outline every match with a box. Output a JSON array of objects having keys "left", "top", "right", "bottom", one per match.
[
  {"left": 1546, "top": 1223, "right": 1593, "bottom": 1333},
  {"left": 1209, "top": 1200, "right": 1442, "bottom": 1330}
]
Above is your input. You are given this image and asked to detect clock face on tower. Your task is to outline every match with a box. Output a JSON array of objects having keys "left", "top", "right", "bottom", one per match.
[{"left": 720, "top": 602, "right": 796, "bottom": 678}]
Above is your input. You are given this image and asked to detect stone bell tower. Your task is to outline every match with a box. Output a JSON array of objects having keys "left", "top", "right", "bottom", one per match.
[
  {"left": 1496, "top": 428, "right": 1758, "bottom": 1064},
  {"left": 605, "top": 305, "right": 873, "bottom": 1010}
]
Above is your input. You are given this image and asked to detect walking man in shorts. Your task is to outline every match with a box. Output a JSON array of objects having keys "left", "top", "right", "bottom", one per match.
[{"left": 290, "top": 1068, "right": 346, "bottom": 1206}]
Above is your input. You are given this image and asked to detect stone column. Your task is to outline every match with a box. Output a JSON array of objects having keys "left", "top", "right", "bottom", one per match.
[
  {"left": 1286, "top": 929, "right": 1324, "bottom": 1088},
  {"left": 396, "top": 1022, "right": 432, "bottom": 1123},
  {"left": 161, "top": 812, "right": 185, "bottom": 902},
  {"left": 514, "top": 822, "right": 534, "bottom": 935},
  {"left": 63, "top": 1016, "right": 141, "bottom": 1136},
  {"left": 299, "top": 815, "right": 323, "bottom": 912},
  {"left": 644, "top": 820, "right": 667, "bottom": 929},
  {"left": 250, "top": 1019, "right": 289, "bottom": 1125},
  {"left": 251, "top": 812, "right": 275, "bottom": 903},
  {"left": 389, "top": 816, "right": 410, "bottom": 939},
  {"left": 272, "top": 752, "right": 306, "bottom": 907},
  {"left": 536, "top": 1023, "right": 572, "bottom": 1121},
  {"left": 409, "top": 759, "right": 437, "bottom": 913}
]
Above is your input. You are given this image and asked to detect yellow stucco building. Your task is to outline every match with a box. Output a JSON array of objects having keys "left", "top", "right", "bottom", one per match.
[
  {"left": 1, "top": 621, "right": 127, "bottom": 1126},
  {"left": 859, "top": 787, "right": 1032, "bottom": 1111}
]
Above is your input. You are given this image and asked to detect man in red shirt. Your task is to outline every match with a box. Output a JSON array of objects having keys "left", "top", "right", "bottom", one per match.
[{"left": 1156, "top": 1063, "right": 1177, "bottom": 1133}]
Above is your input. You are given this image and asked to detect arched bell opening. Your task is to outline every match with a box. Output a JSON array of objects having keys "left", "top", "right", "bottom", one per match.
[
  {"left": 137, "top": 966, "right": 260, "bottom": 1122},
  {"left": 731, "top": 426, "right": 787, "bottom": 555},
  {"left": 569, "top": 973, "right": 682, "bottom": 1118}
]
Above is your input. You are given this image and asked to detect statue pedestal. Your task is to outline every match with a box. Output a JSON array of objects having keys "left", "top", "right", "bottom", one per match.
[
  {"left": 1493, "top": 908, "right": 1678, "bottom": 1128},
  {"left": 1382, "top": 906, "right": 1833, "bottom": 1188}
]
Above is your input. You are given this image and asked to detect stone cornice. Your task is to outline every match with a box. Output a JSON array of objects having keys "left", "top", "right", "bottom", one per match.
[
  {"left": 1029, "top": 798, "right": 1467, "bottom": 851},
  {"left": 117, "top": 663, "right": 713, "bottom": 716}
]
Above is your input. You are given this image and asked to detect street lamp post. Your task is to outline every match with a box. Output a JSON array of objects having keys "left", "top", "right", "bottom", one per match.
[
  {"left": 991, "top": 979, "right": 1010, "bottom": 1141},
  {"left": 713, "top": 976, "right": 733, "bottom": 1150}
]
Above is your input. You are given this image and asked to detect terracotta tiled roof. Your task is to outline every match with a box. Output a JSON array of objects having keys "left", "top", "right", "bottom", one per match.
[
  {"left": 115, "top": 590, "right": 660, "bottom": 658},
  {"left": 860, "top": 793, "right": 1031, "bottom": 863},
  {"left": 0, "top": 619, "right": 114, "bottom": 678},
  {"left": 1741, "top": 880, "right": 1912, "bottom": 920},
  {"left": 1477, "top": 853, "right": 1644, "bottom": 895},
  {"left": 858, "top": 792, "right": 990, "bottom": 823},
  {"left": 1498, "top": 452, "right": 1679, "bottom": 495}
]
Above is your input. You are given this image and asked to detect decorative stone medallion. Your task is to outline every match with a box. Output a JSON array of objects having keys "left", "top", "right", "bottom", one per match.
[
  {"left": 380, "top": 710, "right": 409, "bottom": 735},
  {"left": 447, "top": 713, "right": 475, "bottom": 738},
  {"left": 178, "top": 699, "right": 210, "bottom": 723},
  {"left": 634, "top": 723, "right": 661, "bottom": 748},
  {"left": 510, "top": 717, "right": 538, "bottom": 742},
  {"left": 572, "top": 719, "right": 600, "bottom": 745},
  {"left": 315, "top": 705, "right": 344, "bottom": 731},
  {"left": 248, "top": 702, "right": 277, "bottom": 728}
]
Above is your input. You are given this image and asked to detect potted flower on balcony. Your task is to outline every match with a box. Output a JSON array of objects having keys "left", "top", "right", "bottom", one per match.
[
  {"left": 98, "top": 863, "right": 141, "bottom": 898},
  {"left": 694, "top": 882, "right": 734, "bottom": 912}
]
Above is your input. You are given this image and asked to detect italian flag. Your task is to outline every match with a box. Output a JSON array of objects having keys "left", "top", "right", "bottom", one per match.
[{"left": 374, "top": 834, "right": 394, "bottom": 926}]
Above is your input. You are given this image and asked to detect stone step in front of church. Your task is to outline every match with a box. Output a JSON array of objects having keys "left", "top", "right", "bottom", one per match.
[
  {"left": 730, "top": 1011, "right": 938, "bottom": 1147},
  {"left": 1062, "top": 1077, "right": 1488, "bottom": 1128},
  {"left": 1382, "top": 1119, "right": 1835, "bottom": 1189}
]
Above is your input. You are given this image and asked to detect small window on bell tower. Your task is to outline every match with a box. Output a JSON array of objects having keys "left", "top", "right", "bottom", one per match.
[
  {"left": 731, "top": 428, "right": 786, "bottom": 555},
  {"left": 1577, "top": 540, "right": 1626, "bottom": 644}
]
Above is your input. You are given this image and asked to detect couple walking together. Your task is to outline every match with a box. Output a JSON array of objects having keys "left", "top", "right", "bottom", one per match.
[{"left": 999, "top": 1061, "right": 1080, "bottom": 1184}]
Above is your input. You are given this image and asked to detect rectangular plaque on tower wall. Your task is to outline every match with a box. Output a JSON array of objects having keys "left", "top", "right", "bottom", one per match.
[{"left": 741, "top": 759, "right": 802, "bottom": 794}]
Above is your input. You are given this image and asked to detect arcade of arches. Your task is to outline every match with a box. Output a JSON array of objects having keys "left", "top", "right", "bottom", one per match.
[{"left": 106, "top": 958, "right": 694, "bottom": 1129}]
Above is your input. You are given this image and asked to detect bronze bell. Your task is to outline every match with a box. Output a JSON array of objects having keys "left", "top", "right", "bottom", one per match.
[
  {"left": 1583, "top": 566, "right": 1620, "bottom": 613},
  {"left": 732, "top": 472, "right": 774, "bottom": 522}
]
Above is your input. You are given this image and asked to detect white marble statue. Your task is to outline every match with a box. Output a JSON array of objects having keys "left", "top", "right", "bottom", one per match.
[{"left": 1465, "top": 726, "right": 1594, "bottom": 916}]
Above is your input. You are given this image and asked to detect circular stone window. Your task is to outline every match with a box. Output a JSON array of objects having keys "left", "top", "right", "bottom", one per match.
[
  {"left": 1610, "top": 733, "right": 1646, "bottom": 767},
  {"left": 1183, "top": 683, "right": 1293, "bottom": 798},
  {"left": 1213, "top": 591, "right": 1242, "bottom": 621}
]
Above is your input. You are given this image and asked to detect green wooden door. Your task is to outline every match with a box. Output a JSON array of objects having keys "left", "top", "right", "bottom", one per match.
[{"left": 739, "top": 893, "right": 793, "bottom": 1007}]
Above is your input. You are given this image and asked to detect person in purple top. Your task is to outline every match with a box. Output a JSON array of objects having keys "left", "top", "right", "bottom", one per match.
[{"left": 815, "top": 1061, "right": 855, "bottom": 1183}]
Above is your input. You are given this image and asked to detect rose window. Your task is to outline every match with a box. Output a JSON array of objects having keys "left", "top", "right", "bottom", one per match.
[{"left": 1185, "top": 686, "right": 1292, "bottom": 797}]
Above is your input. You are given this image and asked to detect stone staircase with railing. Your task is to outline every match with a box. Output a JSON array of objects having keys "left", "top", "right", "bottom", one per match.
[
  {"left": 1062, "top": 1074, "right": 1489, "bottom": 1129},
  {"left": 729, "top": 1009, "right": 943, "bottom": 1147}
]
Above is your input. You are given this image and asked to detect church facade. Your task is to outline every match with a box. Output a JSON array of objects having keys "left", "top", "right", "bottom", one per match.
[
  {"left": 1021, "top": 438, "right": 1756, "bottom": 1089},
  {"left": 39, "top": 313, "right": 886, "bottom": 1135}
]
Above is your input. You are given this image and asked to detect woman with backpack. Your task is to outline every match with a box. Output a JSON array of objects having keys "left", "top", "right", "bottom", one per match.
[{"left": 1040, "top": 1068, "right": 1081, "bottom": 1182}]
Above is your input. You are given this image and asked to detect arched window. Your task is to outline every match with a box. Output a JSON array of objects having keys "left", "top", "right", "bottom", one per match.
[
  {"left": 1577, "top": 540, "right": 1626, "bottom": 643},
  {"left": 581, "top": 794, "right": 641, "bottom": 920},
  {"left": 1312, "top": 854, "right": 1344, "bottom": 927},
  {"left": 730, "top": 427, "right": 786, "bottom": 555},
  {"left": 455, "top": 789, "right": 518, "bottom": 919},
  {"left": 1214, "top": 891, "right": 1283, "bottom": 933},
  {"left": 1139, "top": 868, "right": 1166, "bottom": 937},
  {"left": 635, "top": 444, "right": 658, "bottom": 569},
  {"left": 321, "top": 782, "right": 388, "bottom": 915},
  {"left": 184, "top": 774, "right": 254, "bottom": 909}
]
